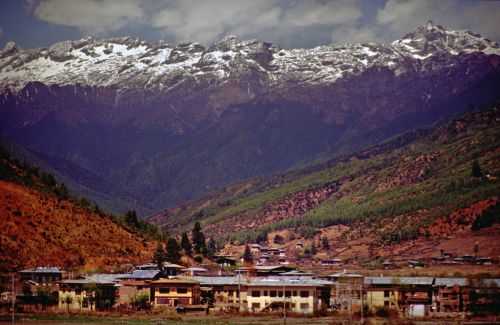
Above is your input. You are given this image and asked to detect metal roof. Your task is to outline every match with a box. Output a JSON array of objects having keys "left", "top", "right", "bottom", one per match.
[
  {"left": 193, "top": 276, "right": 331, "bottom": 287},
  {"left": 365, "top": 277, "right": 434, "bottom": 286},
  {"left": 118, "top": 270, "right": 160, "bottom": 280},
  {"left": 433, "top": 278, "right": 467, "bottom": 287},
  {"left": 20, "top": 267, "right": 63, "bottom": 273},
  {"left": 61, "top": 273, "right": 128, "bottom": 285}
]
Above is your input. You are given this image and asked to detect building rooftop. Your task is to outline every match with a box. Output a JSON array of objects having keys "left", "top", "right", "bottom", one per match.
[
  {"left": 19, "top": 267, "right": 64, "bottom": 274},
  {"left": 193, "top": 276, "right": 331, "bottom": 287},
  {"left": 118, "top": 269, "right": 160, "bottom": 280},
  {"left": 150, "top": 277, "right": 200, "bottom": 285},
  {"left": 61, "top": 273, "right": 128, "bottom": 285},
  {"left": 365, "top": 277, "right": 434, "bottom": 286}
]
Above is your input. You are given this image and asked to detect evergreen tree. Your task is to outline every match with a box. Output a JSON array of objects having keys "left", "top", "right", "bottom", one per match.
[
  {"left": 125, "top": 210, "right": 140, "bottom": 228},
  {"left": 166, "top": 237, "right": 181, "bottom": 264},
  {"left": 192, "top": 222, "right": 206, "bottom": 254},
  {"left": 153, "top": 243, "right": 166, "bottom": 270},
  {"left": 472, "top": 160, "right": 483, "bottom": 178},
  {"left": 180, "top": 232, "right": 192, "bottom": 256},
  {"left": 242, "top": 244, "right": 253, "bottom": 263},
  {"left": 321, "top": 236, "right": 329, "bottom": 250},
  {"left": 207, "top": 238, "right": 217, "bottom": 257}
]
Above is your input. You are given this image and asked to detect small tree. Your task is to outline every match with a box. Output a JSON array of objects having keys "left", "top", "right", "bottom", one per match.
[
  {"left": 166, "top": 237, "right": 181, "bottom": 264},
  {"left": 242, "top": 244, "right": 253, "bottom": 264},
  {"left": 192, "top": 222, "right": 206, "bottom": 254},
  {"left": 181, "top": 232, "right": 192, "bottom": 256},
  {"left": 321, "top": 236, "right": 330, "bottom": 250},
  {"left": 125, "top": 210, "right": 140, "bottom": 229},
  {"left": 64, "top": 294, "right": 73, "bottom": 313},
  {"left": 207, "top": 238, "right": 217, "bottom": 258},
  {"left": 472, "top": 160, "right": 483, "bottom": 178},
  {"left": 273, "top": 234, "right": 284, "bottom": 245},
  {"left": 153, "top": 243, "right": 166, "bottom": 270}
]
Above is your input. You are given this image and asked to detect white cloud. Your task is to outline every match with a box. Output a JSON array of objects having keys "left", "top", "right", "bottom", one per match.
[
  {"left": 150, "top": 0, "right": 363, "bottom": 45},
  {"left": 377, "top": 0, "right": 500, "bottom": 41},
  {"left": 33, "top": 0, "right": 145, "bottom": 34}
]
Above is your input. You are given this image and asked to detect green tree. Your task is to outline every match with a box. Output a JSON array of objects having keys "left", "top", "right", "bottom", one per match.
[
  {"left": 153, "top": 243, "right": 166, "bottom": 270},
  {"left": 242, "top": 244, "right": 253, "bottom": 263},
  {"left": 192, "top": 222, "right": 206, "bottom": 254},
  {"left": 472, "top": 160, "right": 483, "bottom": 178},
  {"left": 321, "top": 236, "right": 330, "bottom": 250},
  {"left": 207, "top": 238, "right": 217, "bottom": 258},
  {"left": 180, "top": 232, "right": 192, "bottom": 256},
  {"left": 125, "top": 210, "right": 140, "bottom": 229},
  {"left": 166, "top": 237, "right": 181, "bottom": 264}
]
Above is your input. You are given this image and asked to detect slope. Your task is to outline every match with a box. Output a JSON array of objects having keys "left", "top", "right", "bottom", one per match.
[
  {"left": 0, "top": 147, "right": 153, "bottom": 272},
  {"left": 150, "top": 105, "right": 500, "bottom": 257}
]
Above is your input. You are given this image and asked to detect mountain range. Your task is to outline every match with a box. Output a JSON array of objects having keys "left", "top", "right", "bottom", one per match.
[{"left": 1, "top": 21, "right": 499, "bottom": 214}]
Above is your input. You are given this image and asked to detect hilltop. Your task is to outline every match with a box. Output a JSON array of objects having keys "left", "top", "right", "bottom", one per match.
[
  {"left": 0, "top": 146, "right": 154, "bottom": 272},
  {"left": 150, "top": 106, "right": 500, "bottom": 266}
]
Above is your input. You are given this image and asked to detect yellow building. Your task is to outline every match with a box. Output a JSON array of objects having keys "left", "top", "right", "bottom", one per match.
[{"left": 150, "top": 278, "right": 200, "bottom": 307}]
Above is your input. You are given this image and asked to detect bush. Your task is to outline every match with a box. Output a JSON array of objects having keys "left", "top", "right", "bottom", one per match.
[{"left": 472, "top": 203, "right": 500, "bottom": 230}]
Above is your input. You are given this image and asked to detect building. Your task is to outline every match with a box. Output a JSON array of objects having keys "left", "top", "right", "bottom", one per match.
[
  {"left": 245, "top": 277, "right": 331, "bottom": 314},
  {"left": 432, "top": 277, "right": 469, "bottom": 315},
  {"left": 364, "top": 277, "right": 433, "bottom": 317},
  {"left": 321, "top": 259, "right": 343, "bottom": 266},
  {"left": 19, "top": 267, "right": 64, "bottom": 286},
  {"left": 235, "top": 265, "right": 296, "bottom": 277},
  {"left": 182, "top": 267, "right": 208, "bottom": 276},
  {"left": 150, "top": 278, "right": 201, "bottom": 307},
  {"left": 327, "top": 271, "right": 364, "bottom": 312},
  {"left": 58, "top": 274, "right": 125, "bottom": 311},
  {"left": 194, "top": 276, "right": 247, "bottom": 311}
]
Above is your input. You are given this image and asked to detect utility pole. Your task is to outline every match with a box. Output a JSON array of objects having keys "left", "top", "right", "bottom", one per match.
[
  {"left": 360, "top": 284, "right": 364, "bottom": 325},
  {"left": 283, "top": 284, "right": 286, "bottom": 325},
  {"left": 11, "top": 273, "right": 15, "bottom": 325},
  {"left": 238, "top": 272, "right": 241, "bottom": 312}
]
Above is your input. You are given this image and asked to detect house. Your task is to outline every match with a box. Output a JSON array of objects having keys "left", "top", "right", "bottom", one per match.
[
  {"left": 432, "top": 277, "right": 469, "bottom": 315},
  {"left": 327, "top": 272, "right": 364, "bottom": 312},
  {"left": 150, "top": 278, "right": 201, "bottom": 307},
  {"left": 58, "top": 274, "right": 125, "bottom": 311},
  {"left": 19, "top": 267, "right": 64, "bottom": 286},
  {"left": 134, "top": 262, "right": 183, "bottom": 276},
  {"left": 408, "top": 260, "right": 425, "bottom": 268},
  {"left": 117, "top": 280, "right": 151, "bottom": 307},
  {"left": 250, "top": 244, "right": 263, "bottom": 254},
  {"left": 214, "top": 255, "right": 237, "bottom": 267},
  {"left": 245, "top": 277, "right": 331, "bottom": 314},
  {"left": 364, "top": 277, "right": 433, "bottom": 317},
  {"left": 320, "top": 258, "right": 343, "bottom": 266},
  {"left": 118, "top": 269, "right": 161, "bottom": 281},
  {"left": 194, "top": 276, "right": 247, "bottom": 311},
  {"left": 235, "top": 265, "right": 296, "bottom": 277}
]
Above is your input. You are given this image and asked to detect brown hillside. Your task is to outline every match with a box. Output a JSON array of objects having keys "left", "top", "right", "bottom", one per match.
[{"left": 0, "top": 180, "right": 153, "bottom": 272}]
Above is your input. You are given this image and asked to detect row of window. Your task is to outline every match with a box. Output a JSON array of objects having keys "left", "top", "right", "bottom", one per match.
[
  {"left": 251, "top": 302, "right": 310, "bottom": 310},
  {"left": 158, "top": 287, "right": 189, "bottom": 294},
  {"left": 251, "top": 290, "right": 310, "bottom": 298}
]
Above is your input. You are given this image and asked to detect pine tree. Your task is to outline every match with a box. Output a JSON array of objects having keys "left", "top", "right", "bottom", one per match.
[
  {"left": 242, "top": 244, "right": 253, "bottom": 263},
  {"left": 125, "top": 210, "right": 140, "bottom": 228},
  {"left": 207, "top": 238, "right": 217, "bottom": 258},
  {"left": 472, "top": 160, "right": 483, "bottom": 178},
  {"left": 181, "top": 232, "right": 192, "bottom": 256},
  {"left": 166, "top": 237, "right": 181, "bottom": 264},
  {"left": 321, "top": 236, "right": 329, "bottom": 250},
  {"left": 153, "top": 243, "right": 166, "bottom": 270},
  {"left": 192, "top": 222, "right": 206, "bottom": 254}
]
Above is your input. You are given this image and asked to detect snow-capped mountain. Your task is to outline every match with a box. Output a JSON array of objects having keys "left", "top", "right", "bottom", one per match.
[
  {"left": 1, "top": 21, "right": 498, "bottom": 92},
  {"left": 0, "top": 22, "right": 499, "bottom": 213}
]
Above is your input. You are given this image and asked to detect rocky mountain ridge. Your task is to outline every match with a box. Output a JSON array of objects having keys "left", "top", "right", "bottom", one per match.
[{"left": 0, "top": 22, "right": 499, "bottom": 212}]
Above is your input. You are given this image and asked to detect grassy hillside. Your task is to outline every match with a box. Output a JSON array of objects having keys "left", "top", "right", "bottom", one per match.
[
  {"left": 0, "top": 146, "right": 154, "bottom": 272},
  {"left": 152, "top": 106, "right": 500, "bottom": 249}
]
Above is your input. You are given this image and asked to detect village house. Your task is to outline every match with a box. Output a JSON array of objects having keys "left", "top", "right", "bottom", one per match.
[
  {"left": 327, "top": 271, "right": 364, "bottom": 312},
  {"left": 235, "top": 265, "right": 296, "bottom": 277},
  {"left": 19, "top": 267, "right": 65, "bottom": 286},
  {"left": 320, "top": 258, "right": 343, "bottom": 267},
  {"left": 58, "top": 274, "right": 125, "bottom": 311},
  {"left": 150, "top": 278, "right": 201, "bottom": 307},
  {"left": 431, "top": 277, "right": 469, "bottom": 316},
  {"left": 194, "top": 276, "right": 247, "bottom": 311},
  {"left": 364, "top": 277, "right": 433, "bottom": 317},
  {"left": 214, "top": 255, "right": 238, "bottom": 268},
  {"left": 245, "top": 277, "right": 331, "bottom": 314}
]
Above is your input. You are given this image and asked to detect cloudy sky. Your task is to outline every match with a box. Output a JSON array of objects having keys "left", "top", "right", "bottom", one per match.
[{"left": 1, "top": 0, "right": 500, "bottom": 49}]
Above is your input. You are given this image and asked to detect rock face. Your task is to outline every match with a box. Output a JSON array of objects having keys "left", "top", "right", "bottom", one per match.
[{"left": 0, "top": 22, "right": 500, "bottom": 213}]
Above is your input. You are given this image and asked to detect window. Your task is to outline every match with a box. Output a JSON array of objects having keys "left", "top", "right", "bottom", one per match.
[
  {"left": 159, "top": 288, "right": 170, "bottom": 294},
  {"left": 252, "top": 302, "right": 260, "bottom": 310},
  {"left": 300, "top": 303, "right": 309, "bottom": 310},
  {"left": 263, "top": 290, "right": 268, "bottom": 296},
  {"left": 285, "top": 291, "right": 291, "bottom": 297},
  {"left": 251, "top": 290, "right": 260, "bottom": 297},
  {"left": 300, "top": 291, "right": 309, "bottom": 298},
  {"left": 228, "top": 290, "right": 233, "bottom": 296},
  {"left": 293, "top": 291, "right": 298, "bottom": 296},
  {"left": 278, "top": 291, "right": 283, "bottom": 297},
  {"left": 384, "top": 290, "right": 390, "bottom": 298},
  {"left": 270, "top": 290, "right": 277, "bottom": 297},
  {"left": 177, "top": 288, "right": 188, "bottom": 294}
]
